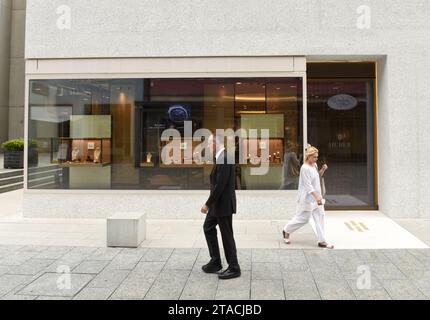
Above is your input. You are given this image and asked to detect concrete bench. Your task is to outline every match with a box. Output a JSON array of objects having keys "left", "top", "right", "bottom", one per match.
[{"left": 107, "top": 212, "right": 146, "bottom": 247}]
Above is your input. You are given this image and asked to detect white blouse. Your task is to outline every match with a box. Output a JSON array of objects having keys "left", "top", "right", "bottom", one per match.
[{"left": 297, "top": 163, "right": 321, "bottom": 211}]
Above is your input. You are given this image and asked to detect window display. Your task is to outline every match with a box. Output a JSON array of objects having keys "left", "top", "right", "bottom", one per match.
[
  {"left": 29, "top": 78, "right": 302, "bottom": 191},
  {"left": 240, "top": 138, "right": 284, "bottom": 165},
  {"left": 51, "top": 137, "right": 111, "bottom": 166},
  {"left": 27, "top": 67, "right": 375, "bottom": 208},
  {"left": 307, "top": 62, "right": 376, "bottom": 208}
]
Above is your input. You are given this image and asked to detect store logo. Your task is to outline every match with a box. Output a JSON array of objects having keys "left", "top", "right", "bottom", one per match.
[
  {"left": 327, "top": 94, "right": 358, "bottom": 110},
  {"left": 345, "top": 220, "right": 369, "bottom": 232},
  {"left": 168, "top": 105, "right": 190, "bottom": 123},
  {"left": 160, "top": 121, "right": 270, "bottom": 175}
]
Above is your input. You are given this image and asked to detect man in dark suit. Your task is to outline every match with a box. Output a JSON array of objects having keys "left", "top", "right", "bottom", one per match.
[{"left": 200, "top": 134, "right": 241, "bottom": 280}]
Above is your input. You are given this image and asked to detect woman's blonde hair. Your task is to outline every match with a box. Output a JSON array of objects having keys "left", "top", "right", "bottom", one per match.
[{"left": 305, "top": 144, "right": 319, "bottom": 160}]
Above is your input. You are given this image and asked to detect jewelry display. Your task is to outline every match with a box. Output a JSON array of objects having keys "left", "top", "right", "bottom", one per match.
[
  {"left": 94, "top": 147, "right": 101, "bottom": 163},
  {"left": 71, "top": 147, "right": 80, "bottom": 162},
  {"left": 52, "top": 138, "right": 111, "bottom": 166},
  {"left": 146, "top": 152, "right": 152, "bottom": 163}
]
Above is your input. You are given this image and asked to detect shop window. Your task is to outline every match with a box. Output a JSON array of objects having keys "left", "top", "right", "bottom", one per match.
[
  {"left": 28, "top": 77, "right": 303, "bottom": 190},
  {"left": 307, "top": 62, "right": 376, "bottom": 208}
]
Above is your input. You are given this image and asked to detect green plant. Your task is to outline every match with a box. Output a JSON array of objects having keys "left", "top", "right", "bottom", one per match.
[
  {"left": 1, "top": 138, "right": 38, "bottom": 151},
  {"left": 29, "top": 139, "right": 38, "bottom": 148}
]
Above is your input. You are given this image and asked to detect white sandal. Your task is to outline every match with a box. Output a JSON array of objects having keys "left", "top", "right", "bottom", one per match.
[
  {"left": 282, "top": 230, "right": 291, "bottom": 244},
  {"left": 317, "top": 242, "right": 334, "bottom": 249}
]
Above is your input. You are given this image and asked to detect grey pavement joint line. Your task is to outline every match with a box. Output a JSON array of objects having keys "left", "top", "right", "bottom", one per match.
[
  {"left": 302, "top": 249, "right": 324, "bottom": 300},
  {"left": 1, "top": 246, "right": 430, "bottom": 300},
  {"left": 249, "top": 249, "right": 252, "bottom": 300},
  {"left": 5, "top": 270, "right": 47, "bottom": 298},
  {"left": 179, "top": 248, "right": 202, "bottom": 300},
  {"left": 378, "top": 250, "right": 428, "bottom": 299},
  {"left": 73, "top": 248, "right": 121, "bottom": 298},
  {"left": 141, "top": 248, "right": 176, "bottom": 300}
]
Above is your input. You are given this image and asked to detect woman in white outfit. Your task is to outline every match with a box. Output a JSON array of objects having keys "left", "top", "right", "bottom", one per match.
[{"left": 282, "top": 144, "right": 334, "bottom": 249}]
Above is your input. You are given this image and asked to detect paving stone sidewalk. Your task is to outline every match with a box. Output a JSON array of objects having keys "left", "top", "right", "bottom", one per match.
[{"left": 0, "top": 245, "right": 429, "bottom": 300}]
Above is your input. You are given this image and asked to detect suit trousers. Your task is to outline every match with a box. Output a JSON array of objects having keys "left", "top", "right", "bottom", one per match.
[{"left": 203, "top": 214, "right": 239, "bottom": 269}]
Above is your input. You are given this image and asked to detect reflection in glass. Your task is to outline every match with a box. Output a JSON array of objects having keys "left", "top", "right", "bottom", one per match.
[
  {"left": 28, "top": 78, "right": 303, "bottom": 190},
  {"left": 307, "top": 79, "right": 375, "bottom": 207}
]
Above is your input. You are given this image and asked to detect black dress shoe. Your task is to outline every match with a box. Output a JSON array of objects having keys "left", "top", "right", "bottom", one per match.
[
  {"left": 218, "top": 268, "right": 241, "bottom": 280},
  {"left": 202, "top": 261, "right": 222, "bottom": 273}
]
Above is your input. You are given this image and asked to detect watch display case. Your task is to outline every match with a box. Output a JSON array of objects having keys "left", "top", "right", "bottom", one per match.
[
  {"left": 48, "top": 114, "right": 113, "bottom": 188},
  {"left": 239, "top": 137, "right": 284, "bottom": 166},
  {"left": 51, "top": 137, "right": 111, "bottom": 167}
]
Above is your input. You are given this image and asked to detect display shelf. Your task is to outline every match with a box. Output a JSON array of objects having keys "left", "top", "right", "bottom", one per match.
[
  {"left": 58, "top": 162, "right": 111, "bottom": 168},
  {"left": 140, "top": 162, "right": 155, "bottom": 167},
  {"left": 51, "top": 137, "right": 111, "bottom": 165}
]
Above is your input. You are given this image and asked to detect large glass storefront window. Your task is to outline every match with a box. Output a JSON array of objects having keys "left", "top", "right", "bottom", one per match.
[
  {"left": 307, "top": 63, "right": 376, "bottom": 208},
  {"left": 28, "top": 77, "right": 303, "bottom": 190}
]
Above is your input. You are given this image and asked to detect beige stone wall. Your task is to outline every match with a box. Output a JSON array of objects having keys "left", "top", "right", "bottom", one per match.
[
  {"left": 0, "top": 0, "right": 11, "bottom": 144},
  {"left": 22, "top": 0, "right": 430, "bottom": 218},
  {"left": 8, "top": 0, "right": 25, "bottom": 139},
  {"left": 0, "top": 0, "right": 25, "bottom": 144}
]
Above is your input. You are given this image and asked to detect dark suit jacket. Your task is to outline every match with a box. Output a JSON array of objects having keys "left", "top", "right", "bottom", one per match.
[{"left": 205, "top": 150, "right": 237, "bottom": 217}]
